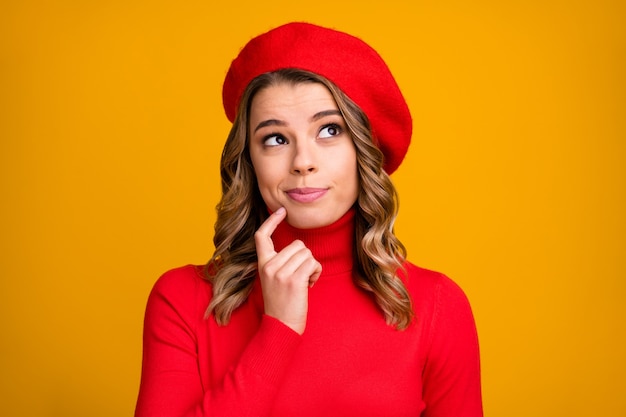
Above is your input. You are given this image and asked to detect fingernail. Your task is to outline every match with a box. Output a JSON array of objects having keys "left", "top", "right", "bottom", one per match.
[{"left": 275, "top": 207, "right": 286, "bottom": 215}]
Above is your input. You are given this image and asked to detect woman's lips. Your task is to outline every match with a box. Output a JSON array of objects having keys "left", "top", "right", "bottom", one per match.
[{"left": 285, "top": 187, "right": 328, "bottom": 203}]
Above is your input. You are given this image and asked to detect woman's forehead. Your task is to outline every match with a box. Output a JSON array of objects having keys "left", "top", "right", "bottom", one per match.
[{"left": 249, "top": 83, "right": 339, "bottom": 124}]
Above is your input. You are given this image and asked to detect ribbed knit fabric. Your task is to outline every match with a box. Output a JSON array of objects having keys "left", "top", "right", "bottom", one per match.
[{"left": 135, "top": 210, "right": 483, "bottom": 416}]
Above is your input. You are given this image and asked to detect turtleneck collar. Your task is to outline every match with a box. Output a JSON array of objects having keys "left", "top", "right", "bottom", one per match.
[{"left": 271, "top": 208, "right": 356, "bottom": 277}]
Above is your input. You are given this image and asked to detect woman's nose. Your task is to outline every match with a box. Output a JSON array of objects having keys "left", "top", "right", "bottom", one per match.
[{"left": 290, "top": 140, "right": 317, "bottom": 175}]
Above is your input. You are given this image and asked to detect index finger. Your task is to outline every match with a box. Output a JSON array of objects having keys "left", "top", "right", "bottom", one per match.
[{"left": 254, "top": 207, "right": 287, "bottom": 261}]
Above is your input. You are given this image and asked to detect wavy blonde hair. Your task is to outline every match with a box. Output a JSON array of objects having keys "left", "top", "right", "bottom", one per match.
[{"left": 205, "top": 69, "right": 413, "bottom": 330}]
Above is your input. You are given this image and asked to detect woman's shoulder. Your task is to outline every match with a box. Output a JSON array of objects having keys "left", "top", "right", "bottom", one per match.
[
  {"left": 147, "top": 264, "right": 213, "bottom": 315},
  {"left": 401, "top": 261, "right": 457, "bottom": 289},
  {"left": 401, "top": 261, "right": 473, "bottom": 312}
]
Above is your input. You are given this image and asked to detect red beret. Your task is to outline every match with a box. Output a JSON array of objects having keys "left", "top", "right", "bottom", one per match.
[{"left": 222, "top": 22, "right": 412, "bottom": 174}]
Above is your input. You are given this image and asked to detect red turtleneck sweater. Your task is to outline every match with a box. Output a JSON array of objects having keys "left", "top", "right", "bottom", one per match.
[{"left": 135, "top": 210, "right": 483, "bottom": 416}]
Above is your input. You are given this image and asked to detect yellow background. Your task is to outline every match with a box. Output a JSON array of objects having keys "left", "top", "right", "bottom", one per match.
[{"left": 1, "top": 0, "right": 624, "bottom": 415}]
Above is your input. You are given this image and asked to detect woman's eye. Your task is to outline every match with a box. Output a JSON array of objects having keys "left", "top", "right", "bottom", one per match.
[
  {"left": 263, "top": 135, "right": 287, "bottom": 147},
  {"left": 319, "top": 124, "right": 341, "bottom": 139}
]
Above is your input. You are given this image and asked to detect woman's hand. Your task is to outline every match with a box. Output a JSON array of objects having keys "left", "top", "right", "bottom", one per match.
[{"left": 254, "top": 207, "right": 322, "bottom": 335}]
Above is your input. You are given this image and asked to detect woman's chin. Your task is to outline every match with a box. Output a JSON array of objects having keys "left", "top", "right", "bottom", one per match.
[{"left": 284, "top": 210, "right": 340, "bottom": 230}]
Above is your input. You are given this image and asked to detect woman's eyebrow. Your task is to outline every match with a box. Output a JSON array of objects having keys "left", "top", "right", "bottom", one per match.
[
  {"left": 310, "top": 109, "right": 342, "bottom": 121},
  {"left": 253, "top": 119, "right": 287, "bottom": 133},
  {"left": 254, "top": 109, "right": 341, "bottom": 133}
]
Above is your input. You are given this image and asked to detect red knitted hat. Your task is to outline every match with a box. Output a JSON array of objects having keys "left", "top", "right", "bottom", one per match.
[{"left": 222, "top": 22, "right": 412, "bottom": 174}]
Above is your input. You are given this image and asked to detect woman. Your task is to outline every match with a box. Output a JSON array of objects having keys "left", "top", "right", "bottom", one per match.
[{"left": 136, "top": 22, "right": 483, "bottom": 416}]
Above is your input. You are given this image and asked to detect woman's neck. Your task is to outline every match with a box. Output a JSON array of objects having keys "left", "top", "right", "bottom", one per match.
[{"left": 271, "top": 208, "right": 356, "bottom": 276}]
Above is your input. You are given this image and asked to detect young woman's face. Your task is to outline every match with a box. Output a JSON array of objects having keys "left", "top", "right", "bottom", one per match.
[{"left": 248, "top": 82, "right": 359, "bottom": 229}]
